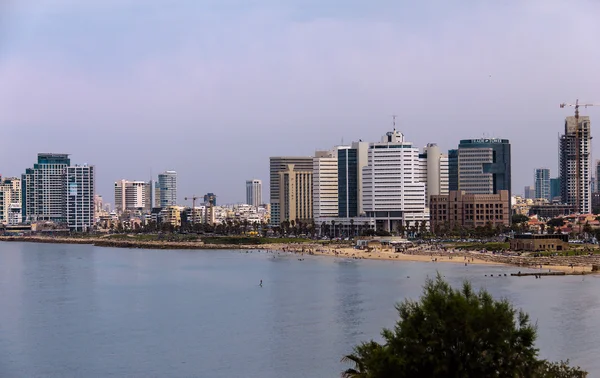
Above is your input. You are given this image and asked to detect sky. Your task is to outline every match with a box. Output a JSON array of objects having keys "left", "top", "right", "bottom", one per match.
[{"left": 1, "top": 0, "right": 600, "bottom": 205}]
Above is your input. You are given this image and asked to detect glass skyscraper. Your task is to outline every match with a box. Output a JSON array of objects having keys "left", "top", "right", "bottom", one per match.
[
  {"left": 457, "top": 139, "right": 511, "bottom": 198},
  {"left": 158, "top": 171, "right": 177, "bottom": 207},
  {"left": 534, "top": 168, "right": 550, "bottom": 200},
  {"left": 448, "top": 149, "right": 458, "bottom": 191},
  {"left": 338, "top": 148, "right": 358, "bottom": 218}
]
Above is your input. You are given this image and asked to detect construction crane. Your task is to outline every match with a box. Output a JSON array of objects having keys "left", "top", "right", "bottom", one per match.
[
  {"left": 559, "top": 100, "right": 599, "bottom": 213},
  {"left": 184, "top": 196, "right": 199, "bottom": 226}
]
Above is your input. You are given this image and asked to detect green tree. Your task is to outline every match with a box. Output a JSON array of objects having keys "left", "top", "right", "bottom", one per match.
[
  {"left": 342, "top": 275, "right": 587, "bottom": 378},
  {"left": 512, "top": 214, "right": 530, "bottom": 224}
]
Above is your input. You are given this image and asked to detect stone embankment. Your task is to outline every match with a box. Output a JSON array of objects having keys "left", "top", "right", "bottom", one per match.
[
  {"left": 0, "top": 236, "right": 260, "bottom": 251},
  {"left": 407, "top": 249, "right": 600, "bottom": 270}
]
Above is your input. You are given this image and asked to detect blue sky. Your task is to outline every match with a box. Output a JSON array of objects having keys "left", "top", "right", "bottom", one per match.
[{"left": 1, "top": 0, "right": 600, "bottom": 204}]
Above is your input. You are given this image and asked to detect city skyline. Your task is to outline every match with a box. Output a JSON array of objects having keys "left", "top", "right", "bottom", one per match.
[{"left": 1, "top": 1, "right": 600, "bottom": 203}]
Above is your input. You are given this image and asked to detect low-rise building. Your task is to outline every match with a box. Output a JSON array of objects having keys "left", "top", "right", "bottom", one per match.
[
  {"left": 510, "top": 234, "right": 569, "bottom": 252},
  {"left": 430, "top": 190, "right": 510, "bottom": 232}
]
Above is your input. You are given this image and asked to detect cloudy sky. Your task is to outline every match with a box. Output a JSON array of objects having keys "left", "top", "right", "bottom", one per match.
[{"left": 1, "top": 0, "right": 599, "bottom": 205}]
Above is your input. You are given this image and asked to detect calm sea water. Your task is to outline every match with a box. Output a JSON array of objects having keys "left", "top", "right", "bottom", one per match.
[{"left": 0, "top": 242, "right": 599, "bottom": 377}]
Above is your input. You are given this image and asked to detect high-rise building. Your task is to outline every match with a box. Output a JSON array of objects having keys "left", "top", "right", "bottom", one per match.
[
  {"left": 362, "top": 130, "right": 427, "bottom": 232},
  {"left": 22, "top": 153, "right": 95, "bottom": 231},
  {"left": 560, "top": 116, "right": 591, "bottom": 213},
  {"left": 278, "top": 164, "right": 312, "bottom": 223},
  {"left": 596, "top": 161, "right": 600, "bottom": 193},
  {"left": 158, "top": 171, "right": 177, "bottom": 207},
  {"left": 524, "top": 186, "right": 535, "bottom": 200},
  {"left": 534, "top": 168, "right": 551, "bottom": 201},
  {"left": 66, "top": 165, "right": 95, "bottom": 232},
  {"left": 269, "top": 157, "right": 313, "bottom": 225},
  {"left": 550, "top": 177, "right": 561, "bottom": 201},
  {"left": 338, "top": 141, "right": 368, "bottom": 218},
  {"left": 313, "top": 149, "right": 339, "bottom": 222},
  {"left": 245, "top": 179, "right": 262, "bottom": 207},
  {"left": 0, "top": 177, "right": 22, "bottom": 225},
  {"left": 22, "top": 153, "right": 71, "bottom": 224},
  {"left": 203, "top": 193, "right": 217, "bottom": 206},
  {"left": 457, "top": 138, "right": 511, "bottom": 198},
  {"left": 448, "top": 149, "right": 459, "bottom": 191},
  {"left": 418, "top": 143, "right": 449, "bottom": 206},
  {"left": 114, "top": 180, "right": 150, "bottom": 213}
]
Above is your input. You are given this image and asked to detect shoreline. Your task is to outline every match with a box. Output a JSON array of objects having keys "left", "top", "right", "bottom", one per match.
[{"left": 1, "top": 236, "right": 598, "bottom": 275}]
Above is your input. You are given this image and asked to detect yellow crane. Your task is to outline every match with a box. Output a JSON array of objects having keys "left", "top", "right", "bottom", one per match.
[{"left": 559, "top": 100, "right": 599, "bottom": 213}]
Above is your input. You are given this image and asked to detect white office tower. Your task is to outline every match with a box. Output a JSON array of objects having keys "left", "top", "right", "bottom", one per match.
[
  {"left": 313, "top": 149, "right": 340, "bottom": 223},
  {"left": 66, "top": 165, "right": 95, "bottom": 232},
  {"left": 114, "top": 180, "right": 149, "bottom": 213},
  {"left": 418, "top": 144, "right": 449, "bottom": 207},
  {"left": 363, "top": 130, "right": 427, "bottom": 232},
  {"left": 245, "top": 179, "right": 262, "bottom": 207}
]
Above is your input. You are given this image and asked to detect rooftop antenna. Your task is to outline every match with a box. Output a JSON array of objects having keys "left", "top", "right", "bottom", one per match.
[{"left": 392, "top": 115, "right": 397, "bottom": 131}]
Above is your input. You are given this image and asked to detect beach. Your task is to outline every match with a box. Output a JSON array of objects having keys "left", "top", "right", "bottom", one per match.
[{"left": 0, "top": 235, "right": 598, "bottom": 274}]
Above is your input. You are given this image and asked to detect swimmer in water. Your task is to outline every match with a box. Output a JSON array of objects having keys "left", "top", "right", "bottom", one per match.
[{"left": 259, "top": 280, "right": 263, "bottom": 287}]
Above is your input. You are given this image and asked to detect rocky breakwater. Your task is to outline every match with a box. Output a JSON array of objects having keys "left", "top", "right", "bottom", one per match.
[
  {"left": 0, "top": 236, "right": 265, "bottom": 251},
  {"left": 409, "top": 249, "right": 600, "bottom": 272}
]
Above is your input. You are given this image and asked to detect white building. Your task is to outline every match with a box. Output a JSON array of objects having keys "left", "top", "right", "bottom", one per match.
[
  {"left": 0, "top": 177, "right": 21, "bottom": 224},
  {"left": 418, "top": 143, "right": 449, "bottom": 207},
  {"left": 313, "top": 149, "right": 340, "bottom": 223},
  {"left": 362, "top": 130, "right": 428, "bottom": 232},
  {"left": 560, "top": 116, "right": 591, "bottom": 213},
  {"left": 66, "top": 165, "right": 95, "bottom": 232},
  {"left": 245, "top": 179, "right": 262, "bottom": 207},
  {"left": 114, "top": 180, "right": 150, "bottom": 213}
]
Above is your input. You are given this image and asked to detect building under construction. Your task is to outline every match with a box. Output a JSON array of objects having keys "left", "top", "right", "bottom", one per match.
[{"left": 559, "top": 115, "right": 592, "bottom": 213}]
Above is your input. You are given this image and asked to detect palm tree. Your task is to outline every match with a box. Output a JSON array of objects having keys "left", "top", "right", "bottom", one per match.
[
  {"left": 331, "top": 220, "right": 336, "bottom": 239},
  {"left": 350, "top": 219, "right": 355, "bottom": 237}
]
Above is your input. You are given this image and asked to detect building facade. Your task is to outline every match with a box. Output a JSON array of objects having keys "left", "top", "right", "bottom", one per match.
[
  {"left": 534, "top": 168, "right": 550, "bottom": 201},
  {"left": 158, "top": 171, "right": 177, "bottom": 207},
  {"left": 22, "top": 153, "right": 95, "bottom": 231},
  {"left": 114, "top": 180, "right": 150, "bottom": 213},
  {"left": 313, "top": 149, "right": 339, "bottom": 222},
  {"left": 0, "top": 177, "right": 21, "bottom": 225},
  {"left": 430, "top": 190, "right": 510, "bottom": 232},
  {"left": 362, "top": 130, "right": 427, "bottom": 232},
  {"left": 596, "top": 160, "right": 600, "bottom": 193},
  {"left": 418, "top": 143, "right": 449, "bottom": 207},
  {"left": 524, "top": 186, "right": 536, "bottom": 200},
  {"left": 560, "top": 116, "right": 591, "bottom": 213},
  {"left": 278, "top": 164, "right": 313, "bottom": 223},
  {"left": 338, "top": 141, "right": 369, "bottom": 218},
  {"left": 269, "top": 157, "right": 313, "bottom": 225},
  {"left": 245, "top": 179, "right": 262, "bottom": 207},
  {"left": 448, "top": 149, "right": 459, "bottom": 191},
  {"left": 457, "top": 139, "right": 511, "bottom": 198},
  {"left": 22, "top": 153, "right": 71, "bottom": 224},
  {"left": 550, "top": 177, "right": 561, "bottom": 201},
  {"left": 66, "top": 165, "right": 95, "bottom": 232}
]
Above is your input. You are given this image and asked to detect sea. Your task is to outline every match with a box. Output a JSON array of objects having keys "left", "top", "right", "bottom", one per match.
[{"left": 0, "top": 242, "right": 599, "bottom": 378}]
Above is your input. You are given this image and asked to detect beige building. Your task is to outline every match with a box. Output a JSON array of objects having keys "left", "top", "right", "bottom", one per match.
[
  {"left": 510, "top": 234, "right": 569, "bottom": 252},
  {"left": 0, "top": 177, "right": 22, "bottom": 225},
  {"left": 278, "top": 163, "right": 313, "bottom": 223},
  {"left": 430, "top": 190, "right": 510, "bottom": 231},
  {"left": 270, "top": 157, "right": 313, "bottom": 225}
]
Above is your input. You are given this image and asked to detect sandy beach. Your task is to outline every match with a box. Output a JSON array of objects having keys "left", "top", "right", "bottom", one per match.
[{"left": 1, "top": 236, "right": 598, "bottom": 274}]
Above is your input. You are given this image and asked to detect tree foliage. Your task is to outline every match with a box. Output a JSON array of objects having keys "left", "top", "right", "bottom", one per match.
[
  {"left": 512, "top": 214, "right": 530, "bottom": 224},
  {"left": 342, "top": 275, "right": 587, "bottom": 378}
]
